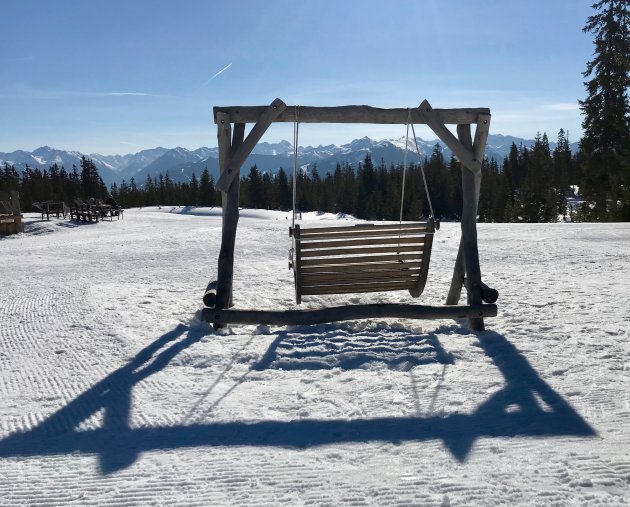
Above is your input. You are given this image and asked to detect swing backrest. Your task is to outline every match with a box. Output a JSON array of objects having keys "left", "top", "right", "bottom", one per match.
[{"left": 292, "top": 220, "right": 435, "bottom": 303}]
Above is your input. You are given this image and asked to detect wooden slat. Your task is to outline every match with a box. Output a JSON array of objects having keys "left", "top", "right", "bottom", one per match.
[
  {"left": 299, "top": 222, "right": 431, "bottom": 234},
  {"left": 303, "top": 276, "right": 418, "bottom": 287},
  {"left": 302, "top": 280, "right": 419, "bottom": 291},
  {"left": 299, "top": 236, "right": 424, "bottom": 250},
  {"left": 300, "top": 253, "right": 420, "bottom": 267},
  {"left": 299, "top": 261, "right": 424, "bottom": 274},
  {"left": 302, "top": 281, "right": 416, "bottom": 296},
  {"left": 212, "top": 105, "right": 491, "bottom": 125},
  {"left": 302, "top": 271, "right": 420, "bottom": 284},
  {"left": 300, "top": 244, "right": 423, "bottom": 258},
  {"left": 298, "top": 229, "right": 430, "bottom": 241},
  {"left": 302, "top": 268, "right": 421, "bottom": 285}
]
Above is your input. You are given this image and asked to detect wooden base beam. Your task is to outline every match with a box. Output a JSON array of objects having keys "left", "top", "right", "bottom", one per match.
[{"left": 202, "top": 303, "right": 497, "bottom": 327}]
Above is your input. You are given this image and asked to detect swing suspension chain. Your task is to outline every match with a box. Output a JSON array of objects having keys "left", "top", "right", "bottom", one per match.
[
  {"left": 411, "top": 122, "right": 435, "bottom": 220},
  {"left": 291, "top": 105, "right": 435, "bottom": 228},
  {"left": 398, "top": 109, "right": 435, "bottom": 222},
  {"left": 291, "top": 105, "right": 300, "bottom": 229},
  {"left": 399, "top": 109, "right": 411, "bottom": 224}
]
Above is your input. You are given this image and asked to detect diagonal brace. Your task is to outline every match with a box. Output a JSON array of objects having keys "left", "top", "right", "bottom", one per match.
[
  {"left": 418, "top": 99, "right": 481, "bottom": 174},
  {"left": 216, "top": 98, "right": 287, "bottom": 192}
]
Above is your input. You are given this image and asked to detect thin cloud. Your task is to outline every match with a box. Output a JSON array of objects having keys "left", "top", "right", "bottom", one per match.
[
  {"left": 96, "top": 92, "right": 160, "bottom": 97},
  {"left": 543, "top": 103, "right": 580, "bottom": 111},
  {"left": 201, "top": 63, "right": 232, "bottom": 87},
  {"left": 0, "top": 55, "right": 34, "bottom": 62},
  {"left": 0, "top": 87, "right": 167, "bottom": 99}
]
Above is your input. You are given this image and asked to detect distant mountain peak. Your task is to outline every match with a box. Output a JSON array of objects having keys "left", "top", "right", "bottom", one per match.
[{"left": 0, "top": 133, "right": 580, "bottom": 188}]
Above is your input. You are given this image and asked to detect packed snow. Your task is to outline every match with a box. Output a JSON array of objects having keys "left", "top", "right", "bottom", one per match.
[{"left": 0, "top": 208, "right": 629, "bottom": 505}]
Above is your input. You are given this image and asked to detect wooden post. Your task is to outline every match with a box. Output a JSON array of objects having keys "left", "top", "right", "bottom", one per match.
[
  {"left": 446, "top": 241, "right": 465, "bottom": 305},
  {"left": 418, "top": 101, "right": 487, "bottom": 327},
  {"left": 213, "top": 114, "right": 243, "bottom": 329},
  {"left": 455, "top": 123, "right": 485, "bottom": 331},
  {"left": 203, "top": 113, "right": 231, "bottom": 311},
  {"left": 227, "top": 122, "right": 245, "bottom": 307},
  {"left": 446, "top": 114, "right": 494, "bottom": 308}
]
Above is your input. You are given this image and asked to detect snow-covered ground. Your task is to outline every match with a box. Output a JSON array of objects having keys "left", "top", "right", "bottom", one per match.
[{"left": 1, "top": 208, "right": 629, "bottom": 505}]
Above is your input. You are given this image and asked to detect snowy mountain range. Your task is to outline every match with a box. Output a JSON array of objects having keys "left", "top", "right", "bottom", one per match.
[{"left": 0, "top": 135, "right": 579, "bottom": 187}]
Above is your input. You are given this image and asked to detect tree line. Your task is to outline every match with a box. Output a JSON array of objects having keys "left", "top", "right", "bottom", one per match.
[
  {"left": 1, "top": 156, "right": 107, "bottom": 210},
  {"left": 2, "top": 128, "right": 582, "bottom": 223}
]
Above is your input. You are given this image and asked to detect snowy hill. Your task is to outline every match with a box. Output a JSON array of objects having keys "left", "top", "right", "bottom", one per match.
[
  {"left": 92, "top": 147, "right": 170, "bottom": 179},
  {"left": 0, "top": 210, "right": 628, "bottom": 504}
]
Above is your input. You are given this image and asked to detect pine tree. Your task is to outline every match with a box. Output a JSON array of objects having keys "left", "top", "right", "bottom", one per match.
[
  {"left": 189, "top": 173, "right": 199, "bottom": 206},
  {"left": 424, "top": 144, "right": 447, "bottom": 219},
  {"left": 199, "top": 168, "right": 214, "bottom": 207},
  {"left": 0, "top": 163, "right": 20, "bottom": 192},
  {"left": 245, "top": 165, "right": 263, "bottom": 208},
  {"left": 275, "top": 168, "right": 292, "bottom": 210},
  {"left": 520, "top": 133, "right": 557, "bottom": 222},
  {"left": 579, "top": 0, "right": 630, "bottom": 220},
  {"left": 80, "top": 156, "right": 106, "bottom": 199},
  {"left": 144, "top": 175, "right": 156, "bottom": 206},
  {"left": 356, "top": 154, "right": 377, "bottom": 219},
  {"left": 553, "top": 129, "right": 573, "bottom": 218},
  {"left": 261, "top": 172, "right": 276, "bottom": 209}
]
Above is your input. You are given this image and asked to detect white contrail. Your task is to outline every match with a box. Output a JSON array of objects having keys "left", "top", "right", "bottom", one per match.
[
  {"left": 202, "top": 63, "right": 232, "bottom": 86},
  {"left": 103, "top": 92, "right": 157, "bottom": 97}
]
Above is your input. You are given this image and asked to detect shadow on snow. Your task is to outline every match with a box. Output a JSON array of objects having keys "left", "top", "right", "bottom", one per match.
[
  {"left": 0, "top": 321, "right": 595, "bottom": 474},
  {"left": 252, "top": 323, "right": 455, "bottom": 371}
]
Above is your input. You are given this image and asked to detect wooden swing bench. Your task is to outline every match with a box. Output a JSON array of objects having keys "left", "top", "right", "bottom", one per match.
[
  {"left": 201, "top": 99, "right": 499, "bottom": 331},
  {"left": 291, "top": 221, "right": 435, "bottom": 302}
]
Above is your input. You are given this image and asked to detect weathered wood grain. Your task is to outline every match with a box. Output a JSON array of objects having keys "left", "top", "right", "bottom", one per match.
[
  {"left": 213, "top": 105, "right": 490, "bottom": 125},
  {"left": 203, "top": 303, "right": 497, "bottom": 326},
  {"left": 418, "top": 100, "right": 480, "bottom": 173}
]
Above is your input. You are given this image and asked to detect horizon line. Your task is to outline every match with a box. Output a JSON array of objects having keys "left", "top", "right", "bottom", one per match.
[{"left": 0, "top": 131, "right": 582, "bottom": 158}]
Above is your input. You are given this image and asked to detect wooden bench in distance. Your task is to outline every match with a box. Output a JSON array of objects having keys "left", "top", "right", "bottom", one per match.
[{"left": 69, "top": 202, "right": 99, "bottom": 222}]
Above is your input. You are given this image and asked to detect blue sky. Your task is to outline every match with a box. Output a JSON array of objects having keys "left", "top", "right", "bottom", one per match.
[{"left": 1, "top": 0, "right": 594, "bottom": 155}]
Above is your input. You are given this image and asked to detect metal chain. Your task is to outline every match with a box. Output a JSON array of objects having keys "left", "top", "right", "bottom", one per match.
[
  {"left": 291, "top": 105, "right": 300, "bottom": 228},
  {"left": 410, "top": 122, "right": 435, "bottom": 219},
  {"left": 399, "top": 109, "right": 411, "bottom": 224}
]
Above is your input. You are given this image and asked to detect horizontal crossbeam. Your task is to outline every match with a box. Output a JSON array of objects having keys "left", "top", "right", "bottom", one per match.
[
  {"left": 202, "top": 303, "right": 497, "bottom": 326},
  {"left": 213, "top": 105, "right": 490, "bottom": 125}
]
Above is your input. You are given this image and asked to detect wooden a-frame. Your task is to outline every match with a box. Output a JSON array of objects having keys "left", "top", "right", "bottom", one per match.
[{"left": 202, "top": 98, "right": 498, "bottom": 332}]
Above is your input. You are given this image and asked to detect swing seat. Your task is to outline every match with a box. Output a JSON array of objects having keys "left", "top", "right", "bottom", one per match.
[{"left": 291, "top": 220, "right": 435, "bottom": 303}]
